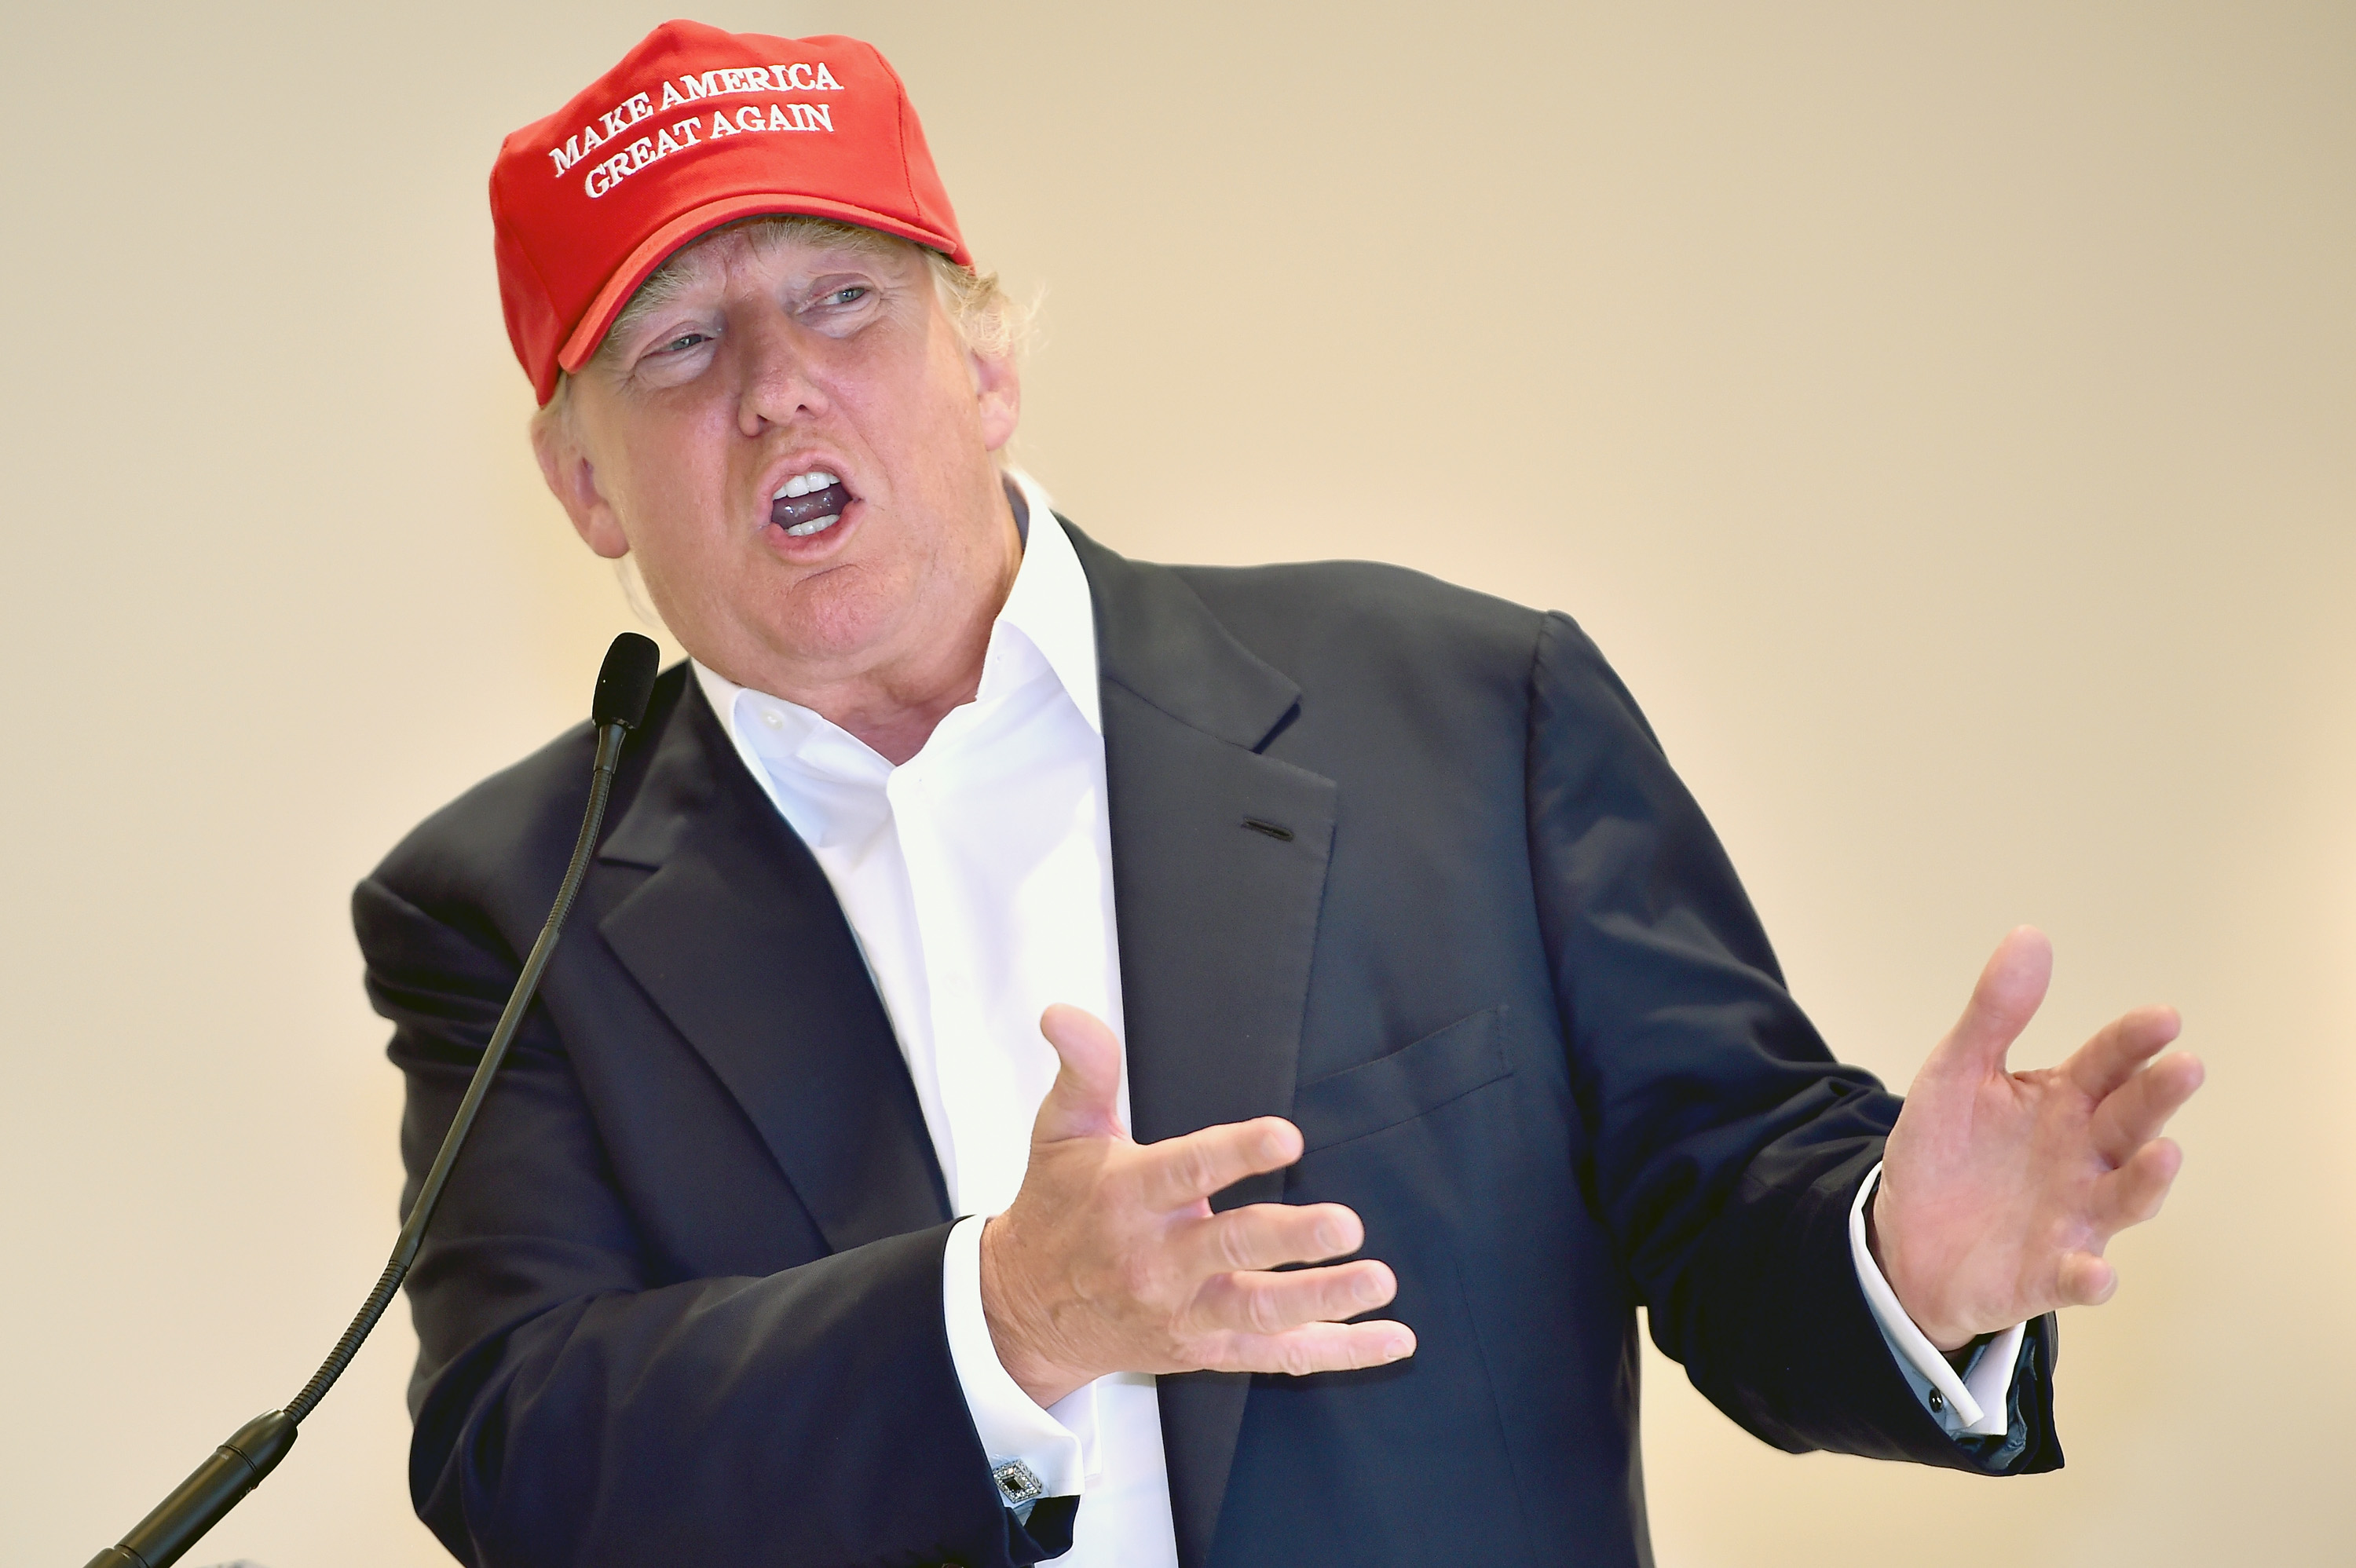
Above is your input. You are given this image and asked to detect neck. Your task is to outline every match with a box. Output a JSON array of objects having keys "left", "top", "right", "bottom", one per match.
[{"left": 824, "top": 660, "right": 990, "bottom": 766}]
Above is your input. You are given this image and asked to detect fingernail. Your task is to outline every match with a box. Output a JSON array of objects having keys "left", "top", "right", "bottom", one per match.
[{"left": 1385, "top": 1336, "right": 1411, "bottom": 1360}]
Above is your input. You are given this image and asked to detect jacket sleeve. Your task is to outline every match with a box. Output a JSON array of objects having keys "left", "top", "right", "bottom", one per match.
[
  {"left": 1523, "top": 610, "right": 2061, "bottom": 1474},
  {"left": 356, "top": 872, "right": 1078, "bottom": 1568}
]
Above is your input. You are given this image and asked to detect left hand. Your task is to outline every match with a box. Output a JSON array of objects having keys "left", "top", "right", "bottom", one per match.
[{"left": 1872, "top": 927, "right": 2205, "bottom": 1351}]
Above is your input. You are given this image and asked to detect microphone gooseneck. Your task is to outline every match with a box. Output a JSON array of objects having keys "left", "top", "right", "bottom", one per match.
[{"left": 85, "top": 633, "right": 662, "bottom": 1568}]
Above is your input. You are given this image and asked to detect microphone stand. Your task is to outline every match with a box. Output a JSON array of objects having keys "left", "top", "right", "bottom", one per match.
[{"left": 84, "top": 633, "right": 660, "bottom": 1568}]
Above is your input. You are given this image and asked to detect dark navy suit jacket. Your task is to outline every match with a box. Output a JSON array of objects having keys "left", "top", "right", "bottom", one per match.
[{"left": 358, "top": 521, "right": 2058, "bottom": 1568}]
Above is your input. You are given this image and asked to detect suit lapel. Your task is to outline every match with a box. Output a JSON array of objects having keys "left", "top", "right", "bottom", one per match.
[
  {"left": 1070, "top": 523, "right": 1338, "bottom": 1568},
  {"left": 595, "top": 677, "right": 952, "bottom": 1252}
]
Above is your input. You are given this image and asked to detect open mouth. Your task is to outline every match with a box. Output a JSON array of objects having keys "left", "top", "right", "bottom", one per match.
[{"left": 771, "top": 470, "right": 853, "bottom": 537}]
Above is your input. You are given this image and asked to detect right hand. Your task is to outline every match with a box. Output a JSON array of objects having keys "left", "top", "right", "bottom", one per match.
[{"left": 979, "top": 1004, "right": 1416, "bottom": 1409}]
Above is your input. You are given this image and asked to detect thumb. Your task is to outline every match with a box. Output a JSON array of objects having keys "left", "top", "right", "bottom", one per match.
[
  {"left": 1033, "top": 1004, "right": 1127, "bottom": 1144},
  {"left": 1929, "top": 925, "right": 2051, "bottom": 1082}
]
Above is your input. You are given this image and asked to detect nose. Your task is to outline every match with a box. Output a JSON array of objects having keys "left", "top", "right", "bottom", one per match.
[{"left": 733, "top": 309, "right": 830, "bottom": 437}]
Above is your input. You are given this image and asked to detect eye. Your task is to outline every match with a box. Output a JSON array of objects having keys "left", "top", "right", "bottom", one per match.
[
  {"left": 656, "top": 330, "right": 712, "bottom": 355},
  {"left": 824, "top": 286, "right": 868, "bottom": 307}
]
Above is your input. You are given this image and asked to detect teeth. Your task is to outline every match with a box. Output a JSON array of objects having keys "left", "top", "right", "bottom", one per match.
[
  {"left": 774, "top": 470, "right": 840, "bottom": 500},
  {"left": 783, "top": 514, "right": 842, "bottom": 537}
]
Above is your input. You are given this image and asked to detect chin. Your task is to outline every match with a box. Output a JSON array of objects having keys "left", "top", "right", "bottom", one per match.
[{"left": 775, "top": 565, "right": 917, "bottom": 662}]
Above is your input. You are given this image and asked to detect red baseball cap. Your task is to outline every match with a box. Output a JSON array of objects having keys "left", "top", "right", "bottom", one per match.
[{"left": 491, "top": 20, "right": 970, "bottom": 404}]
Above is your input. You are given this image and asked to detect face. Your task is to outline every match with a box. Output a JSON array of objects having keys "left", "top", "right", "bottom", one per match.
[{"left": 536, "top": 226, "right": 1022, "bottom": 704}]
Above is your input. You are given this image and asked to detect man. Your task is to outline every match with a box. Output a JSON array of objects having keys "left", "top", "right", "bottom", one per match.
[{"left": 363, "top": 20, "right": 2203, "bottom": 1566}]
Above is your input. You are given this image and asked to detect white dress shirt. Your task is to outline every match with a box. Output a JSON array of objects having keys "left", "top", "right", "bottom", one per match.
[{"left": 693, "top": 468, "right": 2021, "bottom": 1563}]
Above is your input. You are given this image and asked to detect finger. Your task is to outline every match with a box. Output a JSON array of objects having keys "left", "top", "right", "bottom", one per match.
[
  {"left": 2063, "top": 1005, "right": 2184, "bottom": 1102},
  {"left": 2091, "top": 1137, "right": 2185, "bottom": 1233},
  {"left": 1201, "top": 1318, "right": 1418, "bottom": 1378},
  {"left": 1132, "top": 1117, "right": 1303, "bottom": 1212},
  {"left": 1193, "top": 1259, "right": 1399, "bottom": 1336},
  {"left": 1930, "top": 927, "right": 2051, "bottom": 1081},
  {"left": 2056, "top": 1249, "right": 2118, "bottom": 1307},
  {"left": 1033, "top": 1004, "right": 1127, "bottom": 1142},
  {"left": 2088, "top": 1050, "right": 2204, "bottom": 1162},
  {"left": 1176, "top": 1201, "right": 1363, "bottom": 1276}
]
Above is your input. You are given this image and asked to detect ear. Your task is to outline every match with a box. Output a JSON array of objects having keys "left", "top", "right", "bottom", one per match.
[
  {"left": 532, "top": 405, "right": 631, "bottom": 560},
  {"left": 970, "top": 345, "right": 1022, "bottom": 455}
]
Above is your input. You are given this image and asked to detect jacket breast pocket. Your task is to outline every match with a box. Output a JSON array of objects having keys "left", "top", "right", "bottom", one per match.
[{"left": 1291, "top": 1008, "right": 1514, "bottom": 1154}]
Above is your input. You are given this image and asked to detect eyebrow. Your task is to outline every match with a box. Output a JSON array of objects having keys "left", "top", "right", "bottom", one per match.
[
  {"left": 604, "top": 272, "right": 702, "bottom": 355},
  {"left": 598, "top": 236, "right": 906, "bottom": 365}
]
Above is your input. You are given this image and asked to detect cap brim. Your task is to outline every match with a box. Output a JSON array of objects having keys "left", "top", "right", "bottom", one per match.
[{"left": 557, "top": 192, "right": 969, "bottom": 375}]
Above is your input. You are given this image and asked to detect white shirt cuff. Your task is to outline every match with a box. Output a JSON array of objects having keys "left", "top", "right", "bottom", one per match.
[
  {"left": 1848, "top": 1162, "right": 2026, "bottom": 1438},
  {"left": 941, "top": 1213, "right": 1099, "bottom": 1497}
]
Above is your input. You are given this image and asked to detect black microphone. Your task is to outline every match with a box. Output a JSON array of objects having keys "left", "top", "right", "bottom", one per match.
[{"left": 85, "top": 632, "right": 663, "bottom": 1568}]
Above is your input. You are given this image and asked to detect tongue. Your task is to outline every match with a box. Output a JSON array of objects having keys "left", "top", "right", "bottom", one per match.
[{"left": 773, "top": 484, "right": 851, "bottom": 530}]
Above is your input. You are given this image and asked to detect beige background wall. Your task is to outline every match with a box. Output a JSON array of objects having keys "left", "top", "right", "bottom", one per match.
[{"left": 2, "top": 2, "right": 2347, "bottom": 1563}]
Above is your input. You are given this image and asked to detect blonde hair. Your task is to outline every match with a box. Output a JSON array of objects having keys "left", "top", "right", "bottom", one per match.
[{"left": 532, "top": 213, "right": 1027, "bottom": 438}]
